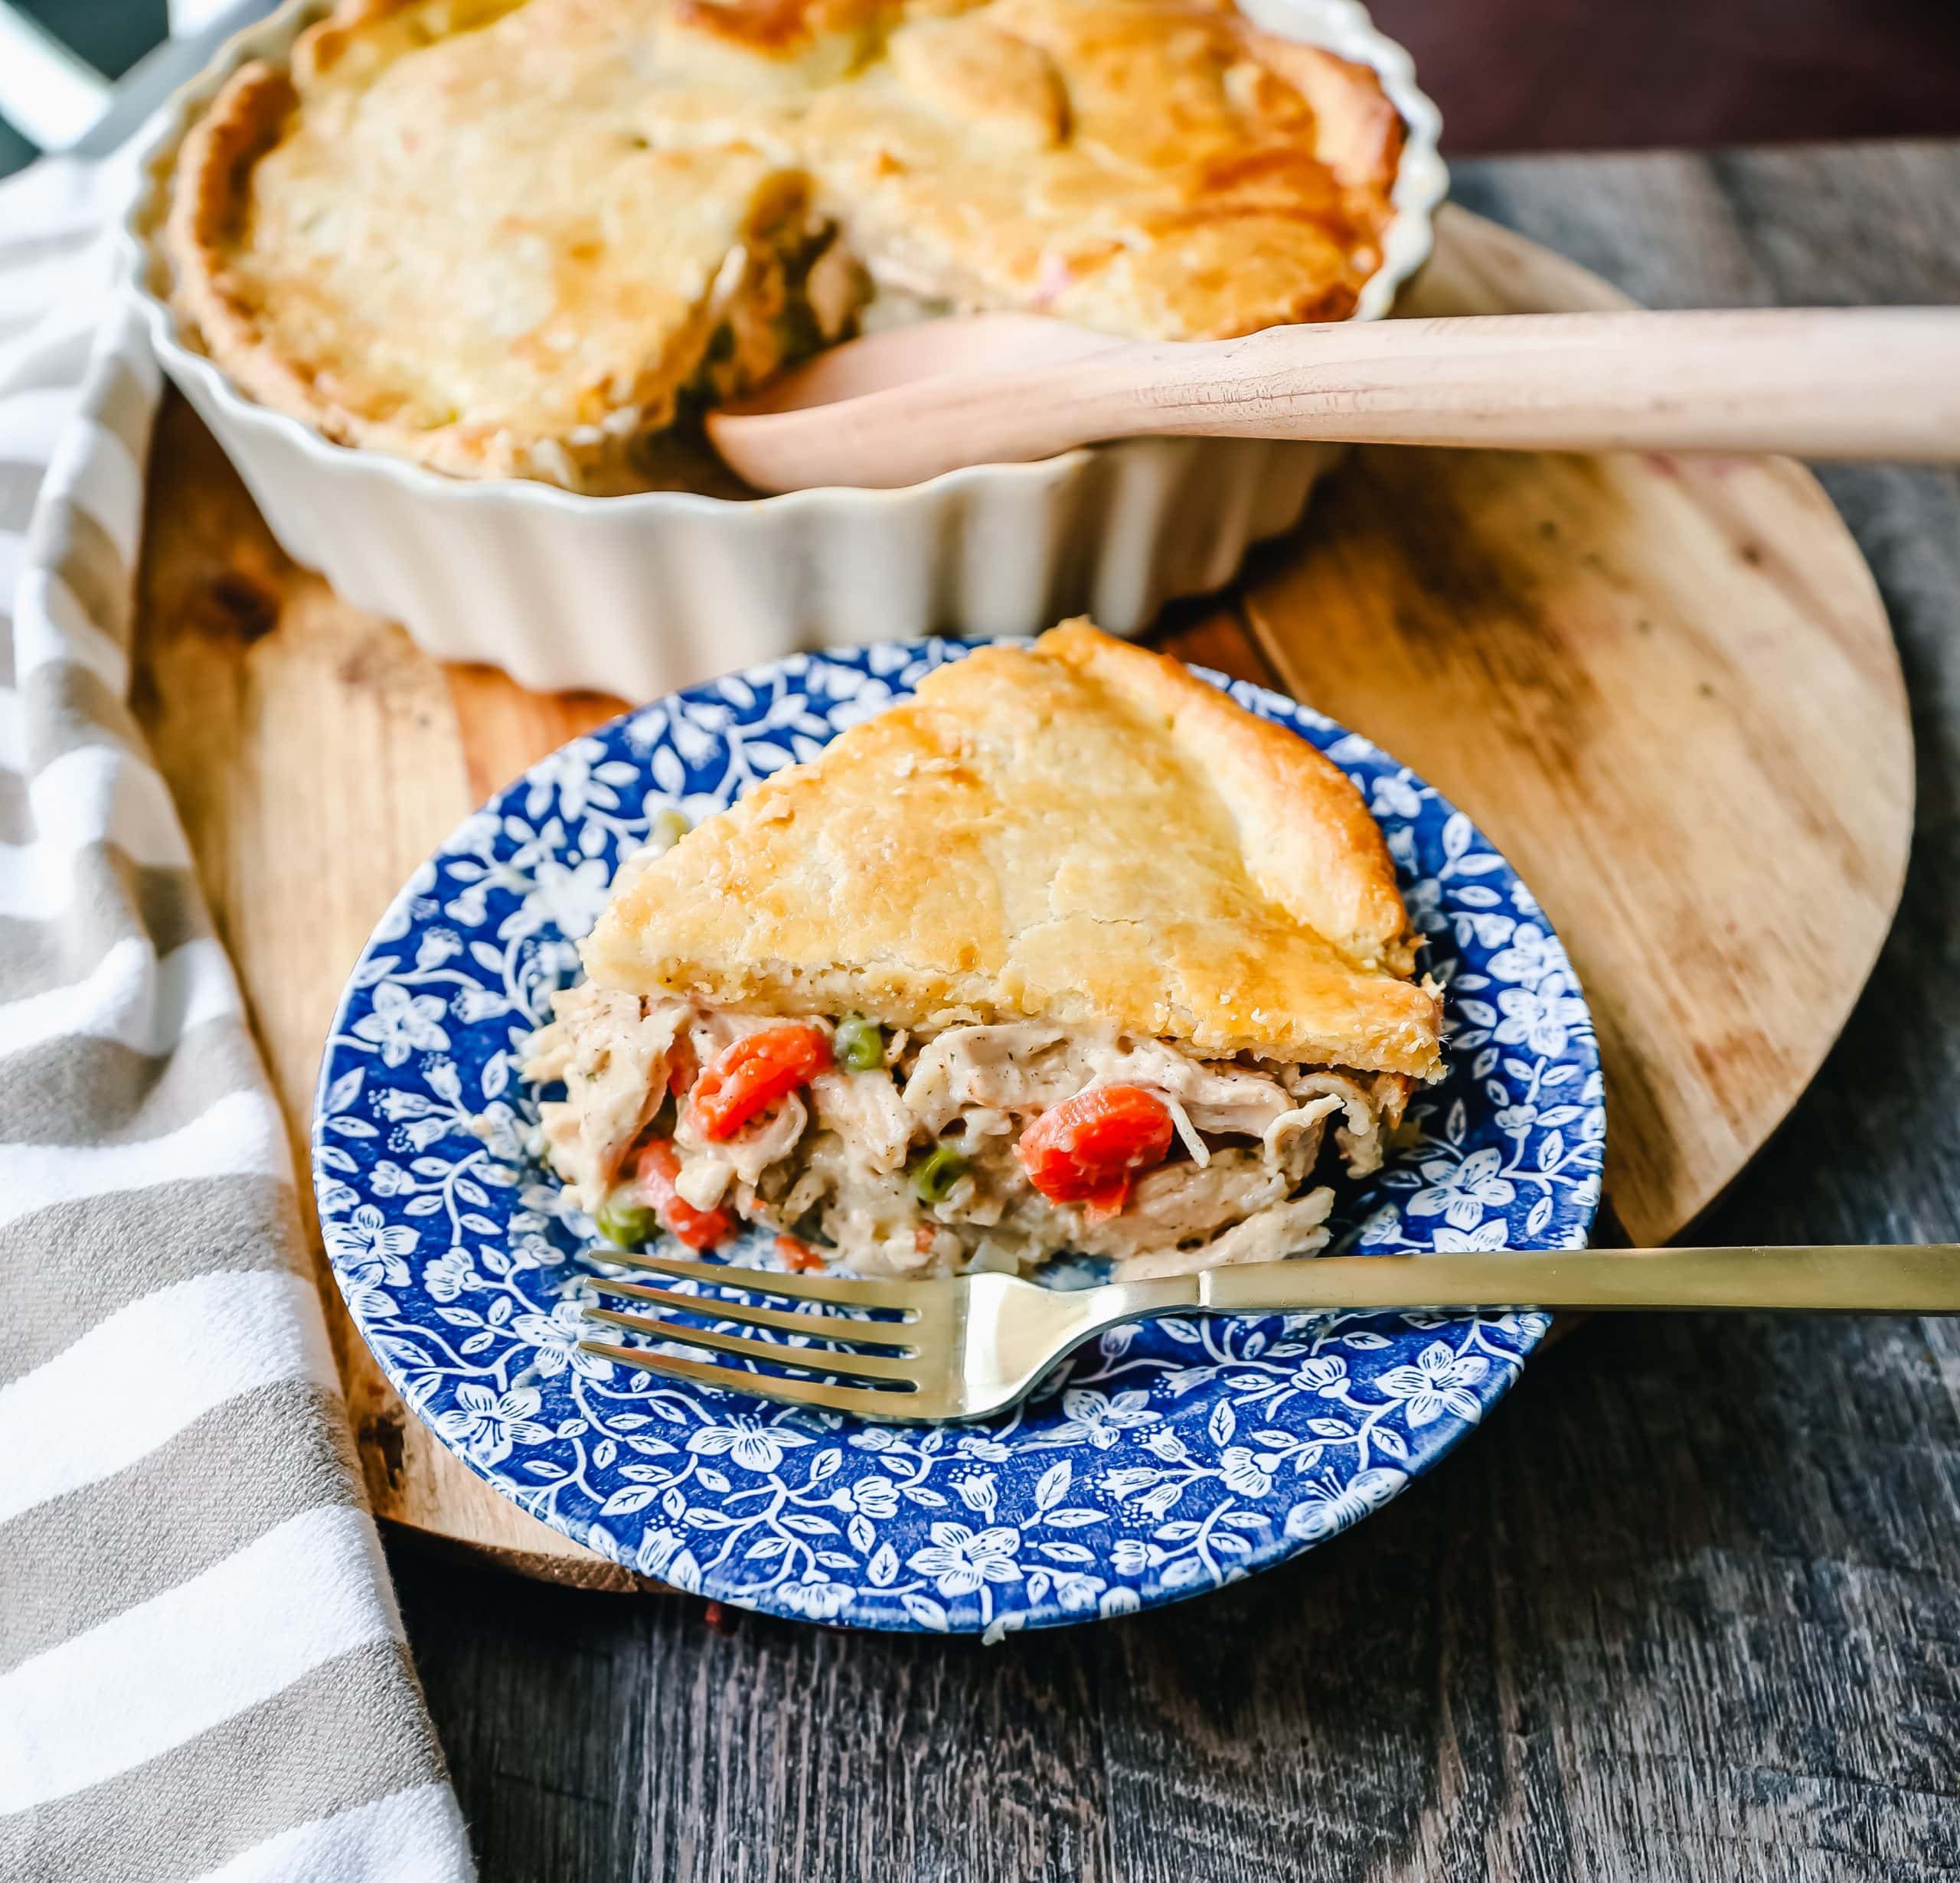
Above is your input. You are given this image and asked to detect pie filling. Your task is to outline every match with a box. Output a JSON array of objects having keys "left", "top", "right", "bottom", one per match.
[
  {"left": 580, "top": 208, "right": 871, "bottom": 496},
  {"left": 523, "top": 985, "right": 1412, "bottom": 1281}
]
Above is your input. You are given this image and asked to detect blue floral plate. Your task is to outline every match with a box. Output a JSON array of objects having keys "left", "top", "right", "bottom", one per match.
[{"left": 314, "top": 640, "right": 1603, "bottom": 1637}]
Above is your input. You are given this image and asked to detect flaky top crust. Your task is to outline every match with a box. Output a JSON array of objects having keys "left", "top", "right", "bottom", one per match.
[
  {"left": 163, "top": 0, "right": 1405, "bottom": 487},
  {"left": 580, "top": 622, "right": 1442, "bottom": 1075}
]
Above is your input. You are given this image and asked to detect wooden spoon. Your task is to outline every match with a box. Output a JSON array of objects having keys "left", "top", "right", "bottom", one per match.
[{"left": 705, "top": 307, "right": 1960, "bottom": 493}]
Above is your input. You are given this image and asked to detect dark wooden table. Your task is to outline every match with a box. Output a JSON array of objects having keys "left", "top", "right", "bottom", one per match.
[
  {"left": 384, "top": 142, "right": 1960, "bottom": 1882},
  {"left": 1370, "top": 0, "right": 1960, "bottom": 152}
]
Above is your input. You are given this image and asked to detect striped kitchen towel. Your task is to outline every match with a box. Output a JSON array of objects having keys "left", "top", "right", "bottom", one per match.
[{"left": 0, "top": 153, "right": 475, "bottom": 1881}]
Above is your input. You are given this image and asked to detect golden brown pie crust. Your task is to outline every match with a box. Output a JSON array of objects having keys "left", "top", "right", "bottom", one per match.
[
  {"left": 580, "top": 621, "right": 1442, "bottom": 1076},
  {"left": 162, "top": 0, "right": 1407, "bottom": 490}
]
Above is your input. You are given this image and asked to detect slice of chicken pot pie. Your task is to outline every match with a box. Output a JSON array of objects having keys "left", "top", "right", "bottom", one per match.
[{"left": 523, "top": 622, "right": 1442, "bottom": 1280}]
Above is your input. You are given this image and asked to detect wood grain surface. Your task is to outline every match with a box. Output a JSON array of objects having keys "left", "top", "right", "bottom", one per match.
[
  {"left": 135, "top": 141, "right": 1960, "bottom": 1879},
  {"left": 1243, "top": 207, "right": 1914, "bottom": 1251}
]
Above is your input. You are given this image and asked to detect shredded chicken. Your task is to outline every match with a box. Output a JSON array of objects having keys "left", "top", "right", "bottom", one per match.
[
  {"left": 673, "top": 1093, "right": 808, "bottom": 1212},
  {"left": 524, "top": 985, "right": 685, "bottom": 1207},
  {"left": 520, "top": 996, "right": 1406, "bottom": 1279},
  {"left": 1118, "top": 1193, "right": 1336, "bottom": 1280},
  {"left": 903, "top": 1024, "right": 1311, "bottom": 1143}
]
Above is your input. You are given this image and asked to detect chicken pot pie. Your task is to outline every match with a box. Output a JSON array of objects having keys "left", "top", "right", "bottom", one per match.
[
  {"left": 165, "top": 0, "right": 1406, "bottom": 493},
  {"left": 521, "top": 622, "right": 1442, "bottom": 1280}
]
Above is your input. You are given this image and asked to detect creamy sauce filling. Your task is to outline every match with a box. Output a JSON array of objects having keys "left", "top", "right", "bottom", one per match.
[
  {"left": 571, "top": 218, "right": 870, "bottom": 498},
  {"left": 521, "top": 992, "right": 1409, "bottom": 1278}
]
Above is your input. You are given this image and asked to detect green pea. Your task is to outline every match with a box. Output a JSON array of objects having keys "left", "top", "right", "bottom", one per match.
[
  {"left": 835, "top": 1013, "right": 885, "bottom": 1072},
  {"left": 594, "top": 1194, "right": 657, "bottom": 1248},
  {"left": 910, "top": 1141, "right": 971, "bottom": 1206}
]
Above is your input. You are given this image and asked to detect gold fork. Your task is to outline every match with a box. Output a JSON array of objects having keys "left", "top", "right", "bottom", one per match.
[{"left": 578, "top": 1242, "right": 1960, "bottom": 1424}]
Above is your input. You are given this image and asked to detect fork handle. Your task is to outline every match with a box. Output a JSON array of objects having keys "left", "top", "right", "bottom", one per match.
[{"left": 1094, "top": 1245, "right": 1960, "bottom": 1319}]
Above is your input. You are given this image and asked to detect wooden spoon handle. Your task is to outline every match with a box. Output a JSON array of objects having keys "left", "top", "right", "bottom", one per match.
[
  {"left": 1117, "top": 308, "right": 1960, "bottom": 457},
  {"left": 713, "top": 308, "right": 1960, "bottom": 491}
]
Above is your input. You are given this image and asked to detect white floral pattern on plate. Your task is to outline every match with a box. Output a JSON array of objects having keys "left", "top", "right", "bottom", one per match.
[{"left": 314, "top": 641, "right": 1603, "bottom": 1637}]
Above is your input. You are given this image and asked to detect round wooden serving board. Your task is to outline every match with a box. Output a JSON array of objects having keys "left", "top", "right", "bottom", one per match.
[{"left": 130, "top": 207, "right": 1913, "bottom": 1591}]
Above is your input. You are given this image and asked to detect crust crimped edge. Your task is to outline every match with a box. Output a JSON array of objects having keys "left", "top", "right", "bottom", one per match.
[
  {"left": 164, "top": 11, "right": 587, "bottom": 483},
  {"left": 165, "top": 60, "right": 341, "bottom": 452}
]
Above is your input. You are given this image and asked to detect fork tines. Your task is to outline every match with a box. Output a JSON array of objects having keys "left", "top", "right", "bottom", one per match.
[
  {"left": 577, "top": 1249, "right": 929, "bottom": 1415},
  {"left": 591, "top": 1248, "right": 915, "bottom": 1310}
]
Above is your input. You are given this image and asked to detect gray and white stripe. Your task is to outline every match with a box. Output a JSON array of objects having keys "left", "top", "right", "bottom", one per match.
[{"left": 0, "top": 154, "right": 474, "bottom": 1881}]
